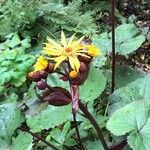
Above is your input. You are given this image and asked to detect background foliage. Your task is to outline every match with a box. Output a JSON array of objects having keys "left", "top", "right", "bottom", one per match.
[{"left": 0, "top": 0, "right": 149, "bottom": 149}]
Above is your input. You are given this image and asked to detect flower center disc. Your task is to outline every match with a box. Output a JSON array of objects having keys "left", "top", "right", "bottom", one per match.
[{"left": 65, "top": 47, "right": 73, "bottom": 56}]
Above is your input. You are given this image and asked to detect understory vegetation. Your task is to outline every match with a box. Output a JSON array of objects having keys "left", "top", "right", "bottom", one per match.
[{"left": 0, "top": 0, "right": 150, "bottom": 150}]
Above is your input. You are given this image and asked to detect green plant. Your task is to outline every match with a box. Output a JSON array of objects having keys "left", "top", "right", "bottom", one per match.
[
  {"left": 0, "top": 0, "right": 150, "bottom": 150},
  {"left": 0, "top": 49, "right": 35, "bottom": 93}
]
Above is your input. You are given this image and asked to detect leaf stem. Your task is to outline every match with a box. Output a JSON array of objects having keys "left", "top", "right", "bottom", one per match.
[
  {"left": 18, "top": 125, "right": 58, "bottom": 150},
  {"left": 79, "top": 101, "right": 109, "bottom": 150}
]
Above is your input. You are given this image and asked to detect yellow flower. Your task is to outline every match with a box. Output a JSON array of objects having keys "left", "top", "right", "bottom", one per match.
[
  {"left": 86, "top": 45, "right": 101, "bottom": 57},
  {"left": 43, "top": 31, "right": 90, "bottom": 72},
  {"left": 34, "top": 56, "right": 48, "bottom": 71}
]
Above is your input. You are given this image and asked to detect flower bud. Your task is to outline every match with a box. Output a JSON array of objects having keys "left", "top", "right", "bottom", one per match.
[
  {"left": 44, "top": 91, "right": 71, "bottom": 106},
  {"left": 79, "top": 62, "right": 87, "bottom": 73},
  {"left": 60, "top": 75, "right": 69, "bottom": 81},
  {"left": 39, "top": 70, "right": 48, "bottom": 79},
  {"left": 78, "top": 55, "right": 92, "bottom": 64},
  {"left": 28, "top": 71, "right": 41, "bottom": 82},
  {"left": 36, "top": 80, "right": 47, "bottom": 90},
  {"left": 69, "top": 70, "right": 78, "bottom": 79},
  {"left": 45, "top": 62, "right": 55, "bottom": 73}
]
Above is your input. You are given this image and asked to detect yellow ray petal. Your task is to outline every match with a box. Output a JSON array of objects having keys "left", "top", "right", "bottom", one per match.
[
  {"left": 44, "top": 43, "right": 52, "bottom": 48},
  {"left": 76, "top": 50, "right": 88, "bottom": 53},
  {"left": 43, "top": 49, "right": 62, "bottom": 56},
  {"left": 68, "top": 33, "right": 76, "bottom": 47},
  {"left": 46, "top": 37, "right": 62, "bottom": 49},
  {"left": 34, "top": 56, "right": 48, "bottom": 71},
  {"left": 73, "top": 56, "right": 80, "bottom": 72},
  {"left": 74, "top": 36, "right": 85, "bottom": 47},
  {"left": 61, "top": 31, "right": 67, "bottom": 47},
  {"left": 87, "top": 45, "right": 101, "bottom": 57},
  {"left": 76, "top": 53, "right": 90, "bottom": 58},
  {"left": 69, "top": 56, "right": 75, "bottom": 70},
  {"left": 54, "top": 55, "right": 67, "bottom": 70}
]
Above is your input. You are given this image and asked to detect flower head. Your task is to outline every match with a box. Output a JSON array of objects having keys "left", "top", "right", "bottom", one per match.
[
  {"left": 43, "top": 31, "right": 101, "bottom": 72},
  {"left": 34, "top": 56, "right": 48, "bottom": 71},
  {"left": 86, "top": 45, "right": 101, "bottom": 57}
]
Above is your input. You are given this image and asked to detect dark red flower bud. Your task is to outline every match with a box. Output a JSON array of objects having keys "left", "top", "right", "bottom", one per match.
[
  {"left": 78, "top": 55, "right": 92, "bottom": 64},
  {"left": 28, "top": 71, "right": 41, "bottom": 82},
  {"left": 79, "top": 62, "right": 88, "bottom": 73},
  {"left": 36, "top": 80, "right": 47, "bottom": 90},
  {"left": 44, "top": 91, "right": 71, "bottom": 106},
  {"left": 60, "top": 75, "right": 69, "bottom": 81},
  {"left": 39, "top": 70, "right": 48, "bottom": 79},
  {"left": 78, "top": 64, "right": 90, "bottom": 85},
  {"left": 45, "top": 62, "right": 55, "bottom": 73}
]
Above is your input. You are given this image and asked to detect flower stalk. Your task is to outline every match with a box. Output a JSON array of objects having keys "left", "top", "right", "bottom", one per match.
[
  {"left": 72, "top": 112, "right": 85, "bottom": 150},
  {"left": 79, "top": 101, "right": 109, "bottom": 150},
  {"left": 111, "top": 0, "right": 116, "bottom": 93},
  {"left": 28, "top": 31, "right": 102, "bottom": 150}
]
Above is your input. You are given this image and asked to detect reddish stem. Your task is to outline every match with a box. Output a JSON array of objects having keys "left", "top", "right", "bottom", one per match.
[
  {"left": 18, "top": 125, "right": 58, "bottom": 150},
  {"left": 109, "top": 139, "right": 127, "bottom": 150},
  {"left": 79, "top": 101, "right": 109, "bottom": 150},
  {"left": 111, "top": 0, "right": 116, "bottom": 93}
]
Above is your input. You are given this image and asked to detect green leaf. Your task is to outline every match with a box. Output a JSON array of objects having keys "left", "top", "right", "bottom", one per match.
[
  {"left": 20, "top": 37, "right": 31, "bottom": 48},
  {"left": 109, "top": 74, "right": 150, "bottom": 114},
  {"left": 50, "top": 121, "right": 71, "bottom": 144},
  {"left": 85, "top": 140, "right": 104, "bottom": 150},
  {"left": 92, "top": 56, "right": 107, "bottom": 68},
  {"left": 115, "top": 66, "right": 143, "bottom": 88},
  {"left": 115, "top": 24, "right": 145, "bottom": 55},
  {"left": 138, "top": 74, "right": 150, "bottom": 99},
  {"left": 0, "top": 50, "right": 35, "bottom": 87},
  {"left": 12, "top": 132, "right": 33, "bottom": 150},
  {"left": 0, "top": 103, "right": 24, "bottom": 143},
  {"left": 0, "top": 138, "right": 10, "bottom": 149},
  {"left": 93, "top": 32, "right": 111, "bottom": 55},
  {"left": 107, "top": 100, "right": 150, "bottom": 137},
  {"left": 27, "top": 105, "right": 71, "bottom": 133},
  {"left": 41, "top": 3, "right": 66, "bottom": 15},
  {"left": 80, "top": 66, "right": 106, "bottom": 102},
  {"left": 93, "top": 24, "right": 145, "bottom": 55},
  {"left": 7, "top": 34, "right": 21, "bottom": 48},
  {"left": 128, "top": 132, "right": 150, "bottom": 150},
  {"left": 47, "top": 73, "right": 69, "bottom": 90},
  {"left": 50, "top": 128, "right": 64, "bottom": 144},
  {"left": 61, "top": 121, "right": 71, "bottom": 141}
]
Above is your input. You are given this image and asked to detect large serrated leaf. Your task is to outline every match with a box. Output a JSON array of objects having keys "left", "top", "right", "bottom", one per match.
[
  {"left": 115, "top": 66, "right": 143, "bottom": 89},
  {"left": 12, "top": 132, "right": 33, "bottom": 150},
  {"left": 0, "top": 103, "right": 24, "bottom": 143},
  {"left": 85, "top": 140, "right": 104, "bottom": 150},
  {"left": 27, "top": 105, "right": 71, "bottom": 133},
  {"left": 80, "top": 66, "right": 106, "bottom": 102},
  {"left": 0, "top": 138, "right": 10, "bottom": 150},
  {"left": 109, "top": 74, "right": 150, "bottom": 114},
  {"left": 93, "top": 24, "right": 145, "bottom": 55},
  {"left": 107, "top": 100, "right": 150, "bottom": 150},
  {"left": 128, "top": 132, "right": 150, "bottom": 150}
]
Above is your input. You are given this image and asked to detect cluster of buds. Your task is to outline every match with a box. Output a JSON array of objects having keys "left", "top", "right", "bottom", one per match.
[
  {"left": 28, "top": 32, "right": 101, "bottom": 110},
  {"left": 28, "top": 62, "right": 54, "bottom": 90},
  {"left": 28, "top": 63, "right": 72, "bottom": 106}
]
